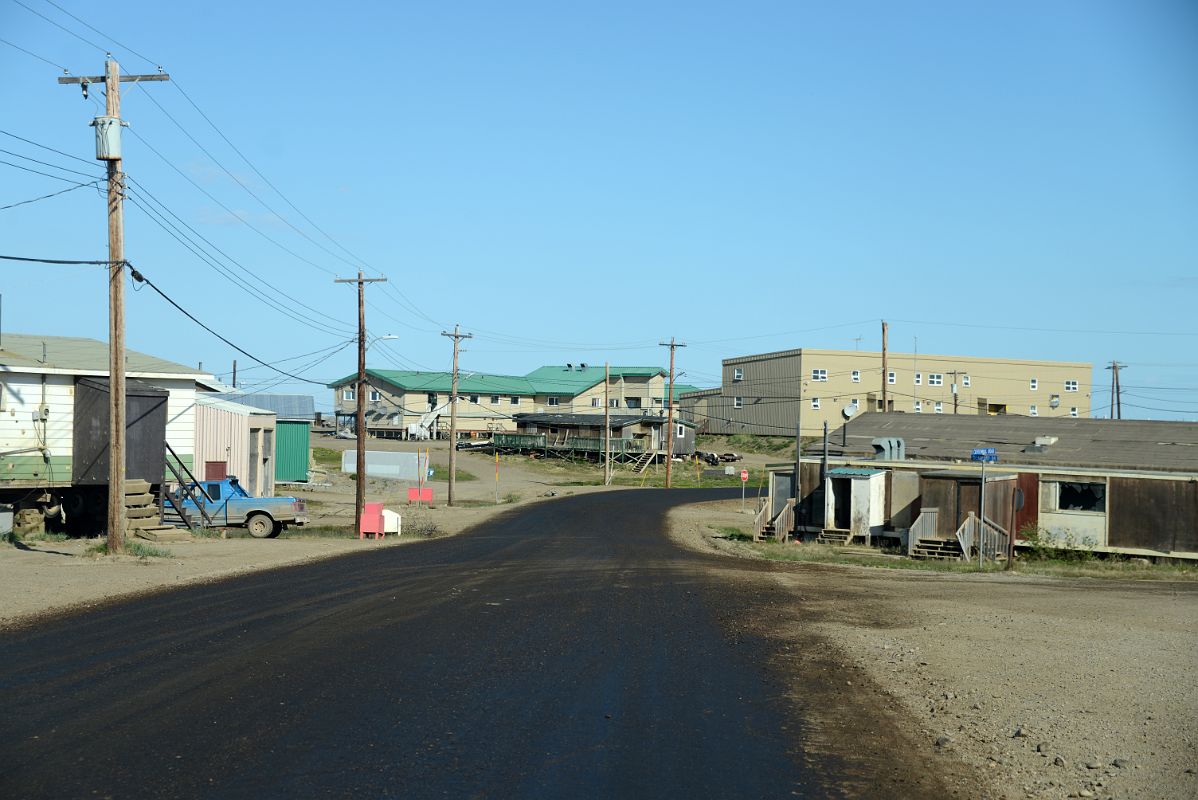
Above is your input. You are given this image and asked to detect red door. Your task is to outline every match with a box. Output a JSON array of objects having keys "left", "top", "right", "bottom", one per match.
[{"left": 204, "top": 461, "right": 228, "bottom": 480}]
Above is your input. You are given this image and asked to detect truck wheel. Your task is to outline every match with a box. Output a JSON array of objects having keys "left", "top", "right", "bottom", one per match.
[{"left": 246, "top": 513, "right": 277, "bottom": 539}]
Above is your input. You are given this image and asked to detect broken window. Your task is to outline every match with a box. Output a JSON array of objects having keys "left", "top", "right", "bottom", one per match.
[{"left": 1056, "top": 481, "right": 1105, "bottom": 512}]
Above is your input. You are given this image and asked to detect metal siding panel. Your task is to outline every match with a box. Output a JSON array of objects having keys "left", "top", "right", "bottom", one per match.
[
  {"left": 1108, "top": 477, "right": 1198, "bottom": 552},
  {"left": 275, "top": 421, "right": 310, "bottom": 482}
]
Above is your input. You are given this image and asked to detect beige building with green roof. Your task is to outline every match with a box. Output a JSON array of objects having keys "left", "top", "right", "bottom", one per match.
[{"left": 328, "top": 364, "right": 697, "bottom": 438}]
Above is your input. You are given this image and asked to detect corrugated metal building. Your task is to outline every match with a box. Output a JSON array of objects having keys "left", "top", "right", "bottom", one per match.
[
  {"left": 195, "top": 395, "right": 277, "bottom": 497},
  {"left": 211, "top": 392, "right": 314, "bottom": 483}
]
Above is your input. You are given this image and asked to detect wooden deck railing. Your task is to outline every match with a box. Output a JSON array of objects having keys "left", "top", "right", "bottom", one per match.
[{"left": 907, "top": 507, "right": 940, "bottom": 556}]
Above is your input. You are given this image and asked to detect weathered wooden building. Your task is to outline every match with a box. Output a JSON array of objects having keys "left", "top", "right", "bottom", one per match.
[
  {"left": 761, "top": 413, "right": 1198, "bottom": 560},
  {"left": 501, "top": 412, "right": 696, "bottom": 460}
]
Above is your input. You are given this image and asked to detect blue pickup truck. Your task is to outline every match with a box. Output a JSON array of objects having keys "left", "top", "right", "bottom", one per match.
[{"left": 178, "top": 476, "right": 308, "bottom": 538}]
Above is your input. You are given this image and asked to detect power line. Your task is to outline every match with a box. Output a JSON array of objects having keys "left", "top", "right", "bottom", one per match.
[
  {"left": 0, "top": 253, "right": 112, "bottom": 265},
  {"left": 0, "top": 128, "right": 96, "bottom": 166},
  {"left": 10, "top": 0, "right": 108, "bottom": 53},
  {"left": 890, "top": 317, "right": 1198, "bottom": 339},
  {"left": 127, "top": 263, "right": 334, "bottom": 385},
  {"left": 0, "top": 156, "right": 99, "bottom": 185},
  {"left": 38, "top": 0, "right": 158, "bottom": 64},
  {"left": 1, "top": 179, "right": 101, "bottom": 211},
  {"left": 124, "top": 176, "right": 355, "bottom": 334},
  {"left": 0, "top": 35, "right": 69, "bottom": 72}
]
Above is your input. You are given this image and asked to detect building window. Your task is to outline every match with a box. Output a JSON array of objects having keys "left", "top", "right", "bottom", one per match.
[
  {"left": 851, "top": 370, "right": 861, "bottom": 383},
  {"left": 609, "top": 399, "right": 620, "bottom": 408},
  {"left": 1030, "top": 404, "right": 1038, "bottom": 417},
  {"left": 469, "top": 394, "right": 479, "bottom": 404},
  {"left": 591, "top": 397, "right": 601, "bottom": 407},
  {"left": 811, "top": 397, "right": 820, "bottom": 410},
  {"left": 928, "top": 373, "right": 943, "bottom": 386},
  {"left": 490, "top": 395, "right": 500, "bottom": 404},
  {"left": 676, "top": 424, "right": 685, "bottom": 438},
  {"left": 369, "top": 390, "right": 381, "bottom": 402},
  {"left": 1065, "top": 380, "right": 1078, "bottom": 392},
  {"left": 1052, "top": 481, "right": 1105, "bottom": 513},
  {"left": 1030, "top": 378, "right": 1038, "bottom": 391},
  {"left": 1050, "top": 393, "right": 1061, "bottom": 408},
  {"left": 510, "top": 396, "right": 520, "bottom": 405},
  {"left": 732, "top": 367, "right": 743, "bottom": 382},
  {"left": 934, "top": 401, "right": 943, "bottom": 413},
  {"left": 914, "top": 400, "right": 923, "bottom": 413},
  {"left": 547, "top": 396, "right": 560, "bottom": 406},
  {"left": 733, "top": 396, "right": 743, "bottom": 409},
  {"left": 654, "top": 397, "right": 664, "bottom": 406},
  {"left": 887, "top": 371, "right": 896, "bottom": 384},
  {"left": 811, "top": 368, "right": 828, "bottom": 382},
  {"left": 342, "top": 388, "right": 354, "bottom": 401},
  {"left": 1070, "top": 406, "right": 1079, "bottom": 417},
  {"left": 914, "top": 373, "right": 922, "bottom": 386},
  {"left": 962, "top": 374, "right": 971, "bottom": 387},
  {"left": 626, "top": 397, "right": 642, "bottom": 409}
]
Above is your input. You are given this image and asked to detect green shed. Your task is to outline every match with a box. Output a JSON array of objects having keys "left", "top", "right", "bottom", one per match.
[{"left": 275, "top": 421, "right": 311, "bottom": 482}]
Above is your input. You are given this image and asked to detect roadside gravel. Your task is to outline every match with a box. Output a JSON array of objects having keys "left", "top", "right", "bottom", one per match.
[{"left": 670, "top": 499, "right": 1198, "bottom": 800}]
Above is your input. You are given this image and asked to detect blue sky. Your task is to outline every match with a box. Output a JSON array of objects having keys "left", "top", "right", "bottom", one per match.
[{"left": 2, "top": 0, "right": 1195, "bottom": 417}]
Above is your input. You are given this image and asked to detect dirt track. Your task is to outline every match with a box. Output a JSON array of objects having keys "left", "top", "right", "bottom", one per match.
[{"left": 670, "top": 499, "right": 1198, "bottom": 800}]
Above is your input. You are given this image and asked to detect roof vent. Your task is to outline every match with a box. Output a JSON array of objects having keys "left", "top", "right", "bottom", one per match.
[
  {"left": 566, "top": 363, "right": 573, "bottom": 370},
  {"left": 1034, "top": 435, "right": 1058, "bottom": 447},
  {"left": 871, "top": 437, "right": 906, "bottom": 461},
  {"left": 579, "top": 363, "right": 588, "bottom": 370}
]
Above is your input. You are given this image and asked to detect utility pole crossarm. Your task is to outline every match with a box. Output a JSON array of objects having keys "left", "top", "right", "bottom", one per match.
[{"left": 57, "top": 74, "right": 170, "bottom": 84}]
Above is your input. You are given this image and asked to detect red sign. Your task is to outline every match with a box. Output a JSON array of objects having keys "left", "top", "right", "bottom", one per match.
[
  {"left": 739, "top": 469, "right": 749, "bottom": 482},
  {"left": 407, "top": 487, "right": 433, "bottom": 503}
]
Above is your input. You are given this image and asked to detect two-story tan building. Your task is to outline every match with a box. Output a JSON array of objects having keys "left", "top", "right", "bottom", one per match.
[
  {"left": 683, "top": 348, "right": 1092, "bottom": 437},
  {"left": 328, "top": 365, "right": 698, "bottom": 439}
]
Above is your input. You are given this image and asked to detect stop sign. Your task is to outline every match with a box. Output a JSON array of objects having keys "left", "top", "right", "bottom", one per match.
[{"left": 739, "top": 469, "right": 748, "bottom": 482}]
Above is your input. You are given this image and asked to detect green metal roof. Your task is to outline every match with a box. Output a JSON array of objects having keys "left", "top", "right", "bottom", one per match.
[
  {"left": 827, "top": 467, "right": 883, "bottom": 477},
  {"left": 523, "top": 365, "right": 666, "bottom": 394},
  {"left": 0, "top": 333, "right": 208, "bottom": 377},
  {"left": 328, "top": 369, "right": 537, "bottom": 394},
  {"left": 329, "top": 365, "right": 671, "bottom": 397}
]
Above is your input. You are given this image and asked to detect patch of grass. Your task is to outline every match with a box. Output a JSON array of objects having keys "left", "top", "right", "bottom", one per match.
[
  {"left": 1010, "top": 556, "right": 1198, "bottom": 581},
  {"left": 751, "top": 541, "right": 1002, "bottom": 573},
  {"left": 279, "top": 525, "right": 351, "bottom": 538},
  {"left": 711, "top": 525, "right": 753, "bottom": 542},
  {"left": 312, "top": 447, "right": 341, "bottom": 468},
  {"left": 502, "top": 491, "right": 521, "bottom": 504},
  {"left": 430, "top": 465, "right": 477, "bottom": 482},
  {"left": 18, "top": 531, "right": 70, "bottom": 543},
  {"left": 85, "top": 539, "right": 174, "bottom": 558},
  {"left": 698, "top": 434, "right": 803, "bottom": 457}
]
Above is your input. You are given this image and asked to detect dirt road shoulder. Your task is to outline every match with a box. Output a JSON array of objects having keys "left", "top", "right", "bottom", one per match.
[{"left": 669, "top": 499, "right": 1198, "bottom": 800}]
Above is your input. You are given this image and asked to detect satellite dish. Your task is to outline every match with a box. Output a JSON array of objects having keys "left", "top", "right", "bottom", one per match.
[{"left": 842, "top": 404, "right": 858, "bottom": 419}]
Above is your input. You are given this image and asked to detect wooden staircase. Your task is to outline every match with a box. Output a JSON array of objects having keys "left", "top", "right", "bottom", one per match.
[
  {"left": 632, "top": 451, "right": 656, "bottom": 474},
  {"left": 817, "top": 529, "right": 853, "bottom": 546},
  {"left": 125, "top": 480, "right": 190, "bottom": 543},
  {"left": 910, "top": 537, "right": 963, "bottom": 560}
]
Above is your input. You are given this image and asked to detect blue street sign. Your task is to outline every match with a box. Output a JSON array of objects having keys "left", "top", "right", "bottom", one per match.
[{"left": 971, "top": 447, "right": 999, "bottom": 463}]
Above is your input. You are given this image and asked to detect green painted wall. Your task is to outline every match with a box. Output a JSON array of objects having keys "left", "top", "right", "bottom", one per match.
[
  {"left": 0, "top": 454, "right": 72, "bottom": 484},
  {"left": 166, "top": 453, "right": 195, "bottom": 483},
  {"left": 275, "top": 421, "right": 311, "bottom": 482}
]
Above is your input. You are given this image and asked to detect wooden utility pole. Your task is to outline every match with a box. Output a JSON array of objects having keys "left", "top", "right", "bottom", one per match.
[
  {"left": 441, "top": 325, "right": 473, "bottom": 506},
  {"left": 232, "top": 359, "right": 237, "bottom": 389},
  {"left": 59, "top": 60, "right": 169, "bottom": 554},
  {"left": 1106, "top": 361, "right": 1127, "bottom": 420},
  {"left": 334, "top": 271, "right": 386, "bottom": 537},
  {"left": 604, "top": 362, "right": 611, "bottom": 486},
  {"left": 659, "top": 338, "right": 686, "bottom": 488},
  {"left": 880, "top": 320, "right": 889, "bottom": 413}
]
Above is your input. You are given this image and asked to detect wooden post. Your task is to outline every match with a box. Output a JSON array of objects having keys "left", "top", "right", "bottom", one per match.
[
  {"left": 334, "top": 271, "right": 386, "bottom": 536},
  {"left": 441, "top": 325, "right": 473, "bottom": 506},
  {"left": 659, "top": 337, "right": 686, "bottom": 488},
  {"left": 104, "top": 60, "right": 126, "bottom": 554},
  {"left": 603, "top": 362, "right": 611, "bottom": 485},
  {"left": 59, "top": 64, "right": 171, "bottom": 552},
  {"left": 880, "top": 319, "right": 888, "bottom": 413},
  {"left": 232, "top": 359, "right": 237, "bottom": 389}
]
